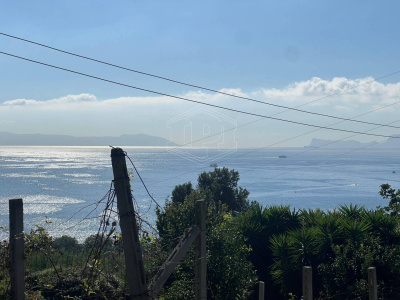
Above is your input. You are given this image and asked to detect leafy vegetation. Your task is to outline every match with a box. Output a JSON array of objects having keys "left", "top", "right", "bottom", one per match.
[
  {"left": 155, "top": 168, "right": 256, "bottom": 299},
  {"left": 1, "top": 171, "right": 400, "bottom": 299},
  {"left": 1, "top": 225, "right": 128, "bottom": 299}
]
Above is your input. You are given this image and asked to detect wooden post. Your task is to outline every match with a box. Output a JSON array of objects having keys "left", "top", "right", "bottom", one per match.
[
  {"left": 302, "top": 266, "right": 313, "bottom": 300},
  {"left": 148, "top": 225, "right": 200, "bottom": 297},
  {"left": 195, "top": 200, "right": 207, "bottom": 299},
  {"left": 9, "top": 198, "right": 25, "bottom": 300},
  {"left": 368, "top": 267, "right": 378, "bottom": 300},
  {"left": 259, "top": 281, "right": 265, "bottom": 300},
  {"left": 111, "top": 148, "right": 150, "bottom": 300}
]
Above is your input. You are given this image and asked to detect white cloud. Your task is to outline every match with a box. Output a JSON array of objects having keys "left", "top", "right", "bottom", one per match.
[
  {"left": 47, "top": 94, "right": 97, "bottom": 104},
  {"left": 1, "top": 77, "right": 399, "bottom": 147},
  {"left": 260, "top": 77, "right": 400, "bottom": 108},
  {"left": 3, "top": 99, "right": 37, "bottom": 106},
  {"left": 4, "top": 77, "right": 398, "bottom": 111},
  {"left": 2, "top": 94, "right": 97, "bottom": 106}
]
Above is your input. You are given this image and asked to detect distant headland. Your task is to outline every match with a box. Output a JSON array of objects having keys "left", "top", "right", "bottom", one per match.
[
  {"left": 0, "top": 132, "right": 177, "bottom": 146},
  {"left": 306, "top": 135, "right": 400, "bottom": 149}
]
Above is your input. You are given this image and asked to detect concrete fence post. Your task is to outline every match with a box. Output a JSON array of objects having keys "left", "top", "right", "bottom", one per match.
[
  {"left": 259, "top": 281, "right": 265, "bottom": 300},
  {"left": 302, "top": 266, "right": 313, "bottom": 300},
  {"left": 368, "top": 267, "right": 378, "bottom": 300},
  {"left": 9, "top": 198, "right": 25, "bottom": 300}
]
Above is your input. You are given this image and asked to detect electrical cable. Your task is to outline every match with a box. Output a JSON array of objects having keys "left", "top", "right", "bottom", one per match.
[
  {"left": 1, "top": 36, "right": 399, "bottom": 213},
  {"left": 124, "top": 151, "right": 162, "bottom": 209},
  {"left": 1, "top": 32, "right": 400, "bottom": 129},
  {"left": 165, "top": 98, "right": 400, "bottom": 154},
  {"left": 0, "top": 50, "right": 399, "bottom": 140},
  {"left": 135, "top": 108, "right": 400, "bottom": 190},
  {"left": 244, "top": 119, "right": 400, "bottom": 188}
]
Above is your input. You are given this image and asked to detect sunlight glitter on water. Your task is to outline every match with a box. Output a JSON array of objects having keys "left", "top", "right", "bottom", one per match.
[
  {"left": 0, "top": 172, "right": 57, "bottom": 178},
  {"left": 0, "top": 195, "right": 84, "bottom": 215},
  {"left": 1, "top": 146, "right": 399, "bottom": 240}
]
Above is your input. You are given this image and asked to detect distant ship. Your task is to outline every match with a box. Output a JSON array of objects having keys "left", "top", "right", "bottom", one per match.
[
  {"left": 278, "top": 155, "right": 287, "bottom": 158},
  {"left": 210, "top": 163, "right": 218, "bottom": 167}
]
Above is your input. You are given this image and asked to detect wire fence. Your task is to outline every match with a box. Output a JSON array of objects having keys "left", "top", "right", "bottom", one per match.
[
  {"left": 0, "top": 164, "right": 167, "bottom": 298},
  {"left": 1, "top": 145, "right": 399, "bottom": 298}
]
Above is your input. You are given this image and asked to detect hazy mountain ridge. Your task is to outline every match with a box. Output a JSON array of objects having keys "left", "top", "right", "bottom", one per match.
[
  {"left": 307, "top": 135, "right": 400, "bottom": 149},
  {"left": 0, "top": 132, "right": 177, "bottom": 146}
]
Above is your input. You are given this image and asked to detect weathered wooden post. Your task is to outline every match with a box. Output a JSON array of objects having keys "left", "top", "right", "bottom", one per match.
[
  {"left": 111, "top": 148, "right": 151, "bottom": 300},
  {"left": 9, "top": 198, "right": 25, "bottom": 300},
  {"left": 368, "top": 267, "right": 378, "bottom": 300},
  {"left": 195, "top": 199, "right": 207, "bottom": 299},
  {"left": 148, "top": 199, "right": 205, "bottom": 298},
  {"left": 148, "top": 226, "right": 200, "bottom": 297},
  {"left": 302, "top": 266, "right": 313, "bottom": 300},
  {"left": 259, "top": 281, "right": 265, "bottom": 300}
]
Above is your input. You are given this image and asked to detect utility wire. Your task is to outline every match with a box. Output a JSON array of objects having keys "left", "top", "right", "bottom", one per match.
[
  {"left": 0, "top": 50, "right": 399, "bottom": 140},
  {"left": 124, "top": 151, "right": 162, "bottom": 209},
  {"left": 114, "top": 98, "right": 400, "bottom": 195},
  {"left": 116, "top": 98, "right": 400, "bottom": 198},
  {"left": 248, "top": 141, "right": 400, "bottom": 188},
  {"left": 166, "top": 99, "right": 400, "bottom": 152},
  {"left": 1, "top": 32, "right": 400, "bottom": 129},
  {"left": 136, "top": 101, "right": 400, "bottom": 190},
  {"left": 2, "top": 32, "right": 399, "bottom": 201},
  {"left": 1, "top": 44, "right": 398, "bottom": 201},
  {"left": 244, "top": 119, "right": 400, "bottom": 188}
]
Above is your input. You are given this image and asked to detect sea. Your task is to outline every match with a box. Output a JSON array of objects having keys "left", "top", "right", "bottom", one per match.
[{"left": 1, "top": 146, "right": 399, "bottom": 242}]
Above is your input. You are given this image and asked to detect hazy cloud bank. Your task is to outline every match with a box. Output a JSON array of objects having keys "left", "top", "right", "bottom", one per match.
[
  {"left": 2, "top": 77, "right": 400, "bottom": 110},
  {"left": 3, "top": 94, "right": 97, "bottom": 106},
  {"left": 260, "top": 77, "right": 400, "bottom": 109},
  {"left": 1, "top": 77, "right": 399, "bottom": 147}
]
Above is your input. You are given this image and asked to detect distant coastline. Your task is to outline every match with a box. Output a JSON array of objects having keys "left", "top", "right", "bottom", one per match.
[
  {"left": 305, "top": 136, "right": 400, "bottom": 150},
  {"left": 1, "top": 132, "right": 399, "bottom": 149},
  {"left": 0, "top": 132, "right": 177, "bottom": 147}
]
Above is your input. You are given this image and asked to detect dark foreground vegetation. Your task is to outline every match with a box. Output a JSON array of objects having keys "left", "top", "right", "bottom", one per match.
[{"left": 1, "top": 168, "right": 400, "bottom": 299}]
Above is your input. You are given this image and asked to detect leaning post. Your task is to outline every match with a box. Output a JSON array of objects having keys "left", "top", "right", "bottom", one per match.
[
  {"left": 111, "top": 148, "right": 151, "bottom": 300},
  {"left": 9, "top": 198, "right": 25, "bottom": 300},
  {"left": 195, "top": 199, "right": 207, "bottom": 299}
]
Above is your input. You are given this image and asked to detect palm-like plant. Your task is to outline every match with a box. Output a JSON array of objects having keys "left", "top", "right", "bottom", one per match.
[
  {"left": 362, "top": 209, "right": 399, "bottom": 245},
  {"left": 338, "top": 204, "right": 365, "bottom": 221},
  {"left": 270, "top": 227, "right": 318, "bottom": 297},
  {"left": 314, "top": 211, "right": 344, "bottom": 261},
  {"left": 299, "top": 208, "right": 325, "bottom": 228},
  {"left": 341, "top": 218, "right": 371, "bottom": 245},
  {"left": 288, "top": 227, "right": 318, "bottom": 267},
  {"left": 270, "top": 233, "right": 297, "bottom": 296},
  {"left": 263, "top": 205, "right": 300, "bottom": 236},
  {"left": 237, "top": 204, "right": 300, "bottom": 298}
]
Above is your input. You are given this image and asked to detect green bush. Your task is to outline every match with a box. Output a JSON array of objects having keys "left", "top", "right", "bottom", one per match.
[{"left": 53, "top": 235, "right": 80, "bottom": 250}]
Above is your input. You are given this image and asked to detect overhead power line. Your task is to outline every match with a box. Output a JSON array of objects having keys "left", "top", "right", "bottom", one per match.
[
  {"left": 167, "top": 99, "right": 400, "bottom": 153},
  {"left": 139, "top": 115, "right": 400, "bottom": 190},
  {"left": 237, "top": 118, "right": 400, "bottom": 183},
  {"left": 124, "top": 151, "right": 162, "bottom": 210},
  {"left": 0, "top": 50, "right": 399, "bottom": 140},
  {"left": 1, "top": 32, "right": 400, "bottom": 129}
]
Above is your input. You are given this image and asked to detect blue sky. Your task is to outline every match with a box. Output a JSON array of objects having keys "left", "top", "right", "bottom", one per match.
[{"left": 1, "top": 1, "right": 400, "bottom": 147}]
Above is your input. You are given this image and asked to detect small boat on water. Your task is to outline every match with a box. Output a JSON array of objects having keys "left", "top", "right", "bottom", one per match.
[
  {"left": 278, "top": 155, "right": 287, "bottom": 158},
  {"left": 210, "top": 163, "right": 218, "bottom": 167}
]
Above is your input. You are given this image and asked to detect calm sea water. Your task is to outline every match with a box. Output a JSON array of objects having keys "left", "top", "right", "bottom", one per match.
[{"left": 1, "top": 146, "right": 399, "bottom": 241}]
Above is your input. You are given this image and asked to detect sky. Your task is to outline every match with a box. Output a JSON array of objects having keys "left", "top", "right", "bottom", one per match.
[{"left": 1, "top": 1, "right": 400, "bottom": 148}]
